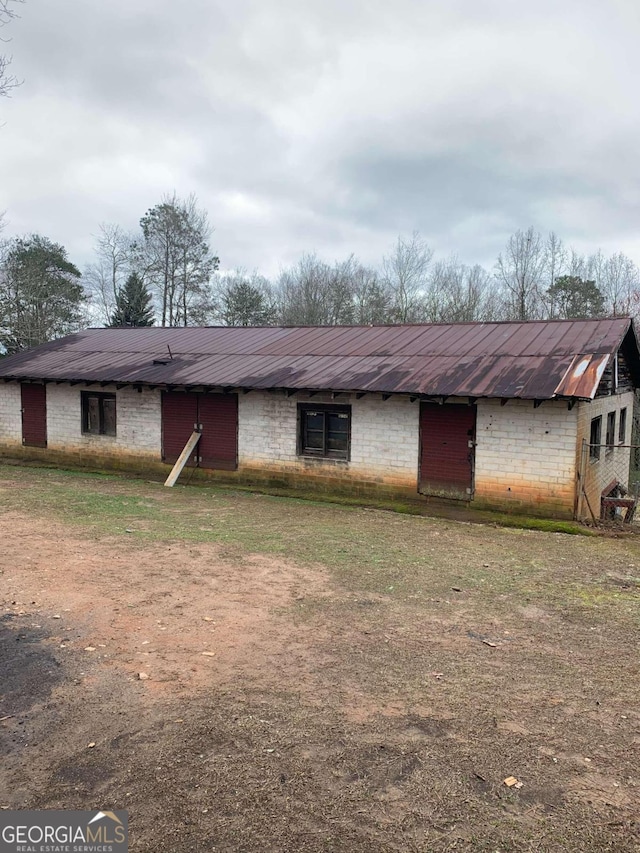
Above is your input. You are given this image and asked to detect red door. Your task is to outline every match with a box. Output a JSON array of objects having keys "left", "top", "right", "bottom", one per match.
[
  {"left": 198, "top": 393, "right": 238, "bottom": 470},
  {"left": 21, "top": 383, "right": 47, "bottom": 448},
  {"left": 161, "top": 391, "right": 238, "bottom": 471},
  {"left": 419, "top": 403, "right": 476, "bottom": 500},
  {"left": 161, "top": 392, "right": 198, "bottom": 466}
]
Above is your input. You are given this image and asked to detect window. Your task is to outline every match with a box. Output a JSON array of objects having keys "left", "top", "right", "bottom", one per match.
[
  {"left": 606, "top": 411, "right": 616, "bottom": 453},
  {"left": 589, "top": 416, "right": 601, "bottom": 460},
  {"left": 619, "top": 408, "right": 627, "bottom": 444},
  {"left": 298, "top": 404, "right": 350, "bottom": 460},
  {"left": 82, "top": 391, "right": 116, "bottom": 436}
]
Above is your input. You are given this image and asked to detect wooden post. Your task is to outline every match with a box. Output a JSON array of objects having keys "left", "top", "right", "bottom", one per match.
[{"left": 164, "top": 430, "right": 202, "bottom": 488}]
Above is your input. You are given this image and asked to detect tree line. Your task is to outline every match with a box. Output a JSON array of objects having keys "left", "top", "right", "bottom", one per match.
[
  {"left": 2, "top": 192, "right": 640, "bottom": 353},
  {"left": 83, "top": 212, "right": 640, "bottom": 329}
]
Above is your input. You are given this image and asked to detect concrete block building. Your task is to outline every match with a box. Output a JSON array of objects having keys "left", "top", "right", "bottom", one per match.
[{"left": 0, "top": 319, "right": 638, "bottom": 519}]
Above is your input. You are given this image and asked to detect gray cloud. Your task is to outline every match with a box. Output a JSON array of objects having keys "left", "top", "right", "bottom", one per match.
[{"left": 2, "top": 0, "right": 640, "bottom": 279}]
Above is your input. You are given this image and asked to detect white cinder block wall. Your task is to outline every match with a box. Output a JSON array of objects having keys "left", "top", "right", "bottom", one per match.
[
  {"left": 0, "top": 382, "right": 22, "bottom": 446},
  {"left": 576, "top": 391, "right": 635, "bottom": 515},
  {"left": 238, "top": 391, "right": 420, "bottom": 489},
  {"left": 350, "top": 394, "right": 419, "bottom": 482},
  {"left": 46, "top": 384, "right": 161, "bottom": 456},
  {"left": 2, "top": 380, "right": 634, "bottom": 517},
  {"left": 0, "top": 383, "right": 162, "bottom": 457},
  {"left": 474, "top": 399, "right": 578, "bottom": 514}
]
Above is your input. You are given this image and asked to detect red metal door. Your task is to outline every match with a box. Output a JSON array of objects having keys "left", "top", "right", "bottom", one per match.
[
  {"left": 21, "top": 383, "right": 47, "bottom": 448},
  {"left": 198, "top": 393, "right": 238, "bottom": 470},
  {"left": 419, "top": 402, "right": 476, "bottom": 500},
  {"left": 161, "top": 392, "right": 199, "bottom": 466}
]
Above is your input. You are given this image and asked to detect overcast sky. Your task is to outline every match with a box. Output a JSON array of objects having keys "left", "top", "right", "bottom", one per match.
[{"left": 2, "top": 0, "right": 640, "bottom": 276}]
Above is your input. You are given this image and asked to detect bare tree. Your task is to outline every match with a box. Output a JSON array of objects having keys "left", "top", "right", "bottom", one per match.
[
  {"left": 382, "top": 233, "right": 433, "bottom": 322},
  {"left": 584, "top": 249, "right": 606, "bottom": 297},
  {"left": 350, "top": 265, "right": 391, "bottom": 324},
  {"left": 1, "top": 0, "right": 23, "bottom": 98},
  {"left": 567, "top": 247, "right": 587, "bottom": 280},
  {"left": 276, "top": 254, "right": 395, "bottom": 326},
  {"left": 600, "top": 252, "right": 639, "bottom": 317},
  {"left": 544, "top": 232, "right": 567, "bottom": 317},
  {"left": 495, "top": 227, "right": 546, "bottom": 320},
  {"left": 84, "top": 223, "right": 133, "bottom": 325},
  {"left": 139, "top": 193, "right": 218, "bottom": 327},
  {"left": 277, "top": 254, "right": 352, "bottom": 325},
  {"left": 425, "top": 258, "right": 497, "bottom": 322}
]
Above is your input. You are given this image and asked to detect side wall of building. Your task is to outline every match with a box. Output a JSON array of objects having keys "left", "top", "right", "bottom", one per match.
[
  {"left": 237, "top": 391, "right": 420, "bottom": 495},
  {"left": 0, "top": 384, "right": 422, "bottom": 498},
  {"left": 575, "top": 391, "right": 635, "bottom": 519},
  {"left": 474, "top": 399, "right": 578, "bottom": 517},
  {"left": 47, "top": 384, "right": 162, "bottom": 457},
  {"left": 2, "top": 381, "right": 629, "bottom": 519},
  {"left": 0, "top": 382, "right": 161, "bottom": 470}
]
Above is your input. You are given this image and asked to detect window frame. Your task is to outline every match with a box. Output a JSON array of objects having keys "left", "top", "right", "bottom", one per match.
[
  {"left": 605, "top": 411, "right": 616, "bottom": 454},
  {"left": 297, "top": 403, "right": 351, "bottom": 461},
  {"left": 589, "top": 415, "right": 602, "bottom": 461},
  {"left": 81, "top": 390, "right": 117, "bottom": 437},
  {"left": 619, "top": 407, "right": 627, "bottom": 444}
]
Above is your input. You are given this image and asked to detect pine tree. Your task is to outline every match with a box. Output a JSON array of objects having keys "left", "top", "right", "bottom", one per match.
[
  {"left": 109, "top": 272, "right": 155, "bottom": 327},
  {"left": 0, "top": 234, "right": 85, "bottom": 353}
]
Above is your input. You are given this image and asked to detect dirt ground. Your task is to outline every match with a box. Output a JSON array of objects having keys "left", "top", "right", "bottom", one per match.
[{"left": 1, "top": 465, "right": 639, "bottom": 852}]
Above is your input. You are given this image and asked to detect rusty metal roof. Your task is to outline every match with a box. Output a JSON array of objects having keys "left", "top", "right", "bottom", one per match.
[{"left": 0, "top": 318, "right": 637, "bottom": 400}]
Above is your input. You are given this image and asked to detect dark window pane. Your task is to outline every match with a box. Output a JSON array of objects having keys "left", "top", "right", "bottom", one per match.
[
  {"left": 619, "top": 408, "right": 627, "bottom": 443},
  {"left": 305, "top": 413, "right": 324, "bottom": 431},
  {"left": 103, "top": 398, "right": 117, "bottom": 436},
  {"left": 590, "top": 416, "right": 601, "bottom": 460},
  {"left": 304, "top": 429, "right": 324, "bottom": 450},
  {"left": 328, "top": 412, "right": 348, "bottom": 433},
  {"left": 86, "top": 397, "right": 100, "bottom": 434},
  {"left": 606, "top": 411, "right": 615, "bottom": 451}
]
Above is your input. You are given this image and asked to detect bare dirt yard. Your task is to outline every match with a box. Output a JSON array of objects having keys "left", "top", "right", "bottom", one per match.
[{"left": 1, "top": 464, "right": 639, "bottom": 852}]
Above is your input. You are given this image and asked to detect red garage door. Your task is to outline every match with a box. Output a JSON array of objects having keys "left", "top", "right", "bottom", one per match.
[
  {"left": 419, "top": 402, "right": 476, "bottom": 500},
  {"left": 198, "top": 393, "right": 238, "bottom": 470},
  {"left": 21, "top": 383, "right": 47, "bottom": 448},
  {"left": 161, "top": 392, "right": 198, "bottom": 466},
  {"left": 161, "top": 391, "right": 238, "bottom": 470}
]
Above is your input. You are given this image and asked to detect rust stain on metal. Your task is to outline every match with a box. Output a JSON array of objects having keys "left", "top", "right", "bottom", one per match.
[
  {"left": 0, "top": 318, "right": 635, "bottom": 401},
  {"left": 554, "top": 353, "right": 610, "bottom": 399}
]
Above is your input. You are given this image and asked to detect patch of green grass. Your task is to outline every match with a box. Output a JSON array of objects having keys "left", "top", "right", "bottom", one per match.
[
  {"left": 1, "top": 463, "right": 639, "bottom": 624},
  {"left": 485, "top": 513, "right": 594, "bottom": 535}
]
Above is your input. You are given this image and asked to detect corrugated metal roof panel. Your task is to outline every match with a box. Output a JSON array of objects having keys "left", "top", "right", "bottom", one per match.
[
  {"left": 554, "top": 353, "right": 611, "bottom": 398},
  {"left": 0, "top": 319, "right": 635, "bottom": 400}
]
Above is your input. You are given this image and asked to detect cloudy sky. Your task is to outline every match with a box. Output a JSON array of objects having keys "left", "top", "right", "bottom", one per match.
[{"left": 2, "top": 0, "right": 640, "bottom": 276}]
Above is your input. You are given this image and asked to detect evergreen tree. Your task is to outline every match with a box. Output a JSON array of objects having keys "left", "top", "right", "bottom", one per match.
[
  {"left": 218, "top": 274, "right": 276, "bottom": 326},
  {"left": 547, "top": 275, "right": 605, "bottom": 319},
  {"left": 0, "top": 234, "right": 84, "bottom": 353},
  {"left": 109, "top": 272, "right": 155, "bottom": 327}
]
